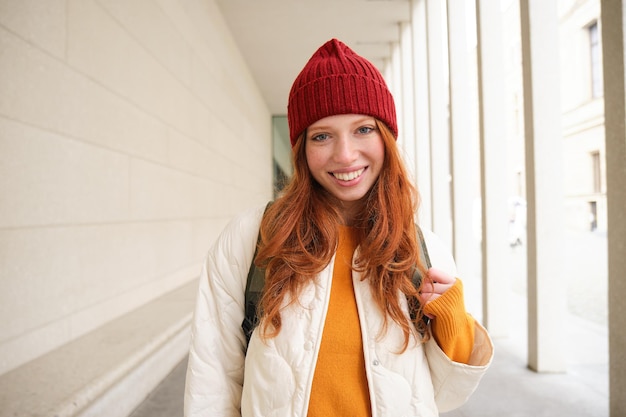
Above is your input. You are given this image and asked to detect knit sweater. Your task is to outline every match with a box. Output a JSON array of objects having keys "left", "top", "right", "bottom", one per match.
[
  {"left": 423, "top": 279, "right": 476, "bottom": 363},
  {"left": 307, "top": 226, "right": 371, "bottom": 416},
  {"left": 307, "top": 226, "right": 475, "bottom": 416}
]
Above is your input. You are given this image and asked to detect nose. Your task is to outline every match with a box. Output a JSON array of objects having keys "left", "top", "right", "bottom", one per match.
[{"left": 333, "top": 134, "right": 358, "bottom": 163}]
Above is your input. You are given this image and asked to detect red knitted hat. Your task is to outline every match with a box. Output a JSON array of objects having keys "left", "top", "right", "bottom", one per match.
[{"left": 287, "top": 38, "right": 398, "bottom": 146}]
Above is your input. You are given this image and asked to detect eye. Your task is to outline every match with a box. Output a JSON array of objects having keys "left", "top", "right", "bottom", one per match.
[
  {"left": 309, "top": 133, "right": 329, "bottom": 142},
  {"left": 356, "top": 126, "right": 375, "bottom": 135}
]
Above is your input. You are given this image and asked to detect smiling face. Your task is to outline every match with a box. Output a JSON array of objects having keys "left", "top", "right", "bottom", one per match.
[{"left": 305, "top": 114, "right": 385, "bottom": 222}]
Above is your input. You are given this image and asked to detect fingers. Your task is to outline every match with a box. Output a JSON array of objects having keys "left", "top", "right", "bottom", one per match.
[
  {"left": 419, "top": 291, "right": 440, "bottom": 304},
  {"left": 427, "top": 267, "right": 455, "bottom": 285},
  {"left": 418, "top": 268, "right": 458, "bottom": 310},
  {"left": 421, "top": 268, "right": 455, "bottom": 296},
  {"left": 421, "top": 281, "right": 450, "bottom": 294},
  {"left": 419, "top": 283, "right": 447, "bottom": 302}
]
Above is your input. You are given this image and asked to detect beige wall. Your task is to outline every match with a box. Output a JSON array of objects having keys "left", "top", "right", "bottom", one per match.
[
  {"left": 0, "top": 0, "right": 272, "bottom": 375},
  {"left": 559, "top": 0, "right": 607, "bottom": 232},
  {"left": 500, "top": 0, "right": 607, "bottom": 233}
]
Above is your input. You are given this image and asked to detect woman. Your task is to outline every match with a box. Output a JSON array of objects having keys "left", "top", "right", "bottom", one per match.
[{"left": 185, "top": 38, "right": 493, "bottom": 417}]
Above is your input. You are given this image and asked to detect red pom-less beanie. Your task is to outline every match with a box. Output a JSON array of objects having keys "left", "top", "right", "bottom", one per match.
[{"left": 287, "top": 38, "right": 398, "bottom": 147}]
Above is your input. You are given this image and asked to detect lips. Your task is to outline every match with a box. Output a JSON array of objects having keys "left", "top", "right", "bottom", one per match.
[{"left": 332, "top": 168, "right": 365, "bottom": 181}]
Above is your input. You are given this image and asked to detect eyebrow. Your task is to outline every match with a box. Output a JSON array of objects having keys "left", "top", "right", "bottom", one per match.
[{"left": 308, "top": 117, "right": 375, "bottom": 132}]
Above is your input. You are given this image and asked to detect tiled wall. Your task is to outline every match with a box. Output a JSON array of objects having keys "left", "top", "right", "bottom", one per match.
[{"left": 0, "top": 0, "right": 272, "bottom": 374}]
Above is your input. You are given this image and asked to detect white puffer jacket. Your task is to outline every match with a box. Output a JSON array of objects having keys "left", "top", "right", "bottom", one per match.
[{"left": 184, "top": 204, "right": 493, "bottom": 417}]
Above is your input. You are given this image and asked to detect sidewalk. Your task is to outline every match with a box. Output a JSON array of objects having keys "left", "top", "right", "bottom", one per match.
[
  {"left": 128, "top": 357, "right": 186, "bottom": 417},
  {"left": 130, "top": 289, "right": 609, "bottom": 417},
  {"left": 443, "top": 290, "right": 608, "bottom": 417}
]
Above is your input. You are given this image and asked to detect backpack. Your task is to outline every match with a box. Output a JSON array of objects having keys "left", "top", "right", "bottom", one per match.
[{"left": 241, "top": 204, "right": 431, "bottom": 346}]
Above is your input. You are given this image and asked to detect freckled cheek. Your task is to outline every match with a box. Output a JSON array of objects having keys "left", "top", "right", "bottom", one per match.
[
  {"left": 374, "top": 142, "right": 385, "bottom": 169},
  {"left": 305, "top": 149, "right": 327, "bottom": 174}
]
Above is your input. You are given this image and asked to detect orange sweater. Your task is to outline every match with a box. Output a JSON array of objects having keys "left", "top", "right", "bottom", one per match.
[
  {"left": 423, "top": 279, "right": 476, "bottom": 363},
  {"left": 307, "top": 226, "right": 371, "bottom": 416},
  {"left": 307, "top": 227, "right": 475, "bottom": 416}
]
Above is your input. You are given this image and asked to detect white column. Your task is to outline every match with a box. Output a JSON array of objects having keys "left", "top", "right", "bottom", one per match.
[
  {"left": 425, "top": 0, "right": 452, "bottom": 249},
  {"left": 519, "top": 0, "right": 566, "bottom": 372},
  {"left": 390, "top": 41, "right": 404, "bottom": 143},
  {"left": 447, "top": 0, "right": 481, "bottom": 315},
  {"left": 400, "top": 22, "right": 417, "bottom": 178},
  {"left": 600, "top": 0, "right": 626, "bottom": 413},
  {"left": 411, "top": 0, "right": 433, "bottom": 229},
  {"left": 475, "top": 0, "right": 510, "bottom": 338}
]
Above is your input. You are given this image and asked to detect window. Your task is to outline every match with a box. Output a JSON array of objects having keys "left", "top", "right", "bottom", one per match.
[
  {"left": 588, "top": 21, "right": 603, "bottom": 98},
  {"left": 589, "top": 201, "right": 597, "bottom": 231},
  {"left": 273, "top": 160, "right": 288, "bottom": 198},
  {"left": 591, "top": 150, "right": 601, "bottom": 193}
]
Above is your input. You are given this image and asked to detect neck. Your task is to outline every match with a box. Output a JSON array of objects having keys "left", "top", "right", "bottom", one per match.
[{"left": 337, "top": 200, "right": 365, "bottom": 226}]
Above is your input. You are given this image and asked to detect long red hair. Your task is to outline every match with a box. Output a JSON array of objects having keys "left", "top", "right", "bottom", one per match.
[{"left": 255, "top": 120, "right": 429, "bottom": 350}]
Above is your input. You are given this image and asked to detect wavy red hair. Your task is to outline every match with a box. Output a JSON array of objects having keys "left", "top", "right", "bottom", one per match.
[{"left": 255, "top": 120, "right": 430, "bottom": 350}]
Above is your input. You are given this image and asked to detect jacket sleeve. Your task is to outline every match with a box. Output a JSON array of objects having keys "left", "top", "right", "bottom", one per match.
[
  {"left": 420, "top": 228, "right": 494, "bottom": 412},
  {"left": 184, "top": 205, "right": 265, "bottom": 417}
]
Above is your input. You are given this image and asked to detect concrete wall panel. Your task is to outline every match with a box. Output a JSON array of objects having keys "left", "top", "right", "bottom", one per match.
[
  {"left": 0, "top": 118, "right": 129, "bottom": 227},
  {"left": 66, "top": 0, "right": 196, "bottom": 139},
  {"left": 0, "top": 0, "right": 272, "bottom": 375},
  {"left": 0, "top": 0, "right": 66, "bottom": 59},
  {"left": 0, "top": 26, "right": 170, "bottom": 164}
]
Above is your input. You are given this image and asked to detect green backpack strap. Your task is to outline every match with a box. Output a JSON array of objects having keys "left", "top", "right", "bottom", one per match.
[
  {"left": 242, "top": 202, "right": 273, "bottom": 348},
  {"left": 242, "top": 214, "right": 431, "bottom": 347},
  {"left": 410, "top": 225, "right": 431, "bottom": 322}
]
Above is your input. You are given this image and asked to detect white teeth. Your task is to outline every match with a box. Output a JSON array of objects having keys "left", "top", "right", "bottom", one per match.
[{"left": 333, "top": 168, "right": 364, "bottom": 181}]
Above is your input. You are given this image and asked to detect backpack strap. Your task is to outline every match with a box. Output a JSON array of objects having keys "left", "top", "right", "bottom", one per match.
[
  {"left": 242, "top": 214, "right": 431, "bottom": 347},
  {"left": 242, "top": 202, "right": 272, "bottom": 348},
  {"left": 410, "top": 225, "right": 431, "bottom": 322}
]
